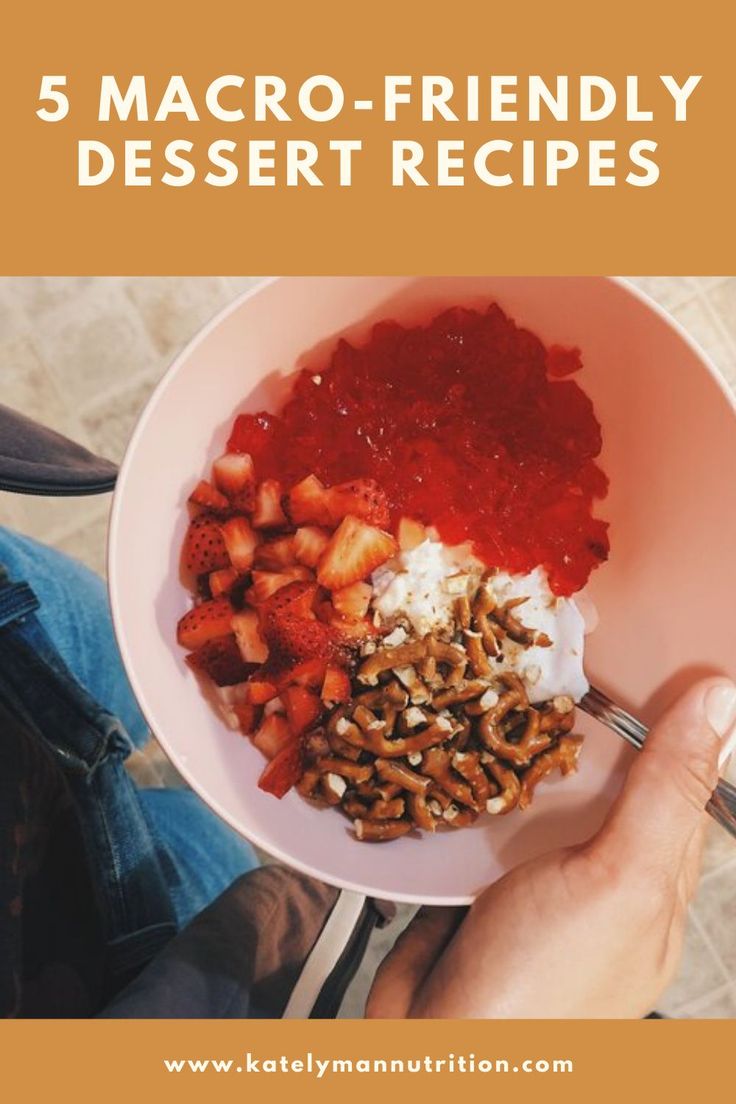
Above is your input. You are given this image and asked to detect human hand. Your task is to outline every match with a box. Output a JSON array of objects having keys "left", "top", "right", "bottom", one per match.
[{"left": 366, "top": 677, "right": 736, "bottom": 1018}]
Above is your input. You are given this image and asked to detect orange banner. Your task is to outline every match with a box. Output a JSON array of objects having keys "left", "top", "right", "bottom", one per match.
[
  {"left": 1, "top": 1018, "right": 734, "bottom": 1101},
  {"left": 2, "top": 0, "right": 735, "bottom": 273}
]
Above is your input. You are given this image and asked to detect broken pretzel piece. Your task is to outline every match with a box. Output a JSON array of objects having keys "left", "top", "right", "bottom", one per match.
[
  {"left": 354, "top": 818, "right": 413, "bottom": 842},
  {"left": 519, "top": 735, "right": 583, "bottom": 810}
]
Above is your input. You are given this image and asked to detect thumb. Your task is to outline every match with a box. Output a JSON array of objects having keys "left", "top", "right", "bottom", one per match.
[{"left": 594, "top": 677, "right": 736, "bottom": 874}]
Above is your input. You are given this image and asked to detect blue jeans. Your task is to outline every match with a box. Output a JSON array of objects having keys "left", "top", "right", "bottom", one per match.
[{"left": 0, "top": 527, "right": 257, "bottom": 940}]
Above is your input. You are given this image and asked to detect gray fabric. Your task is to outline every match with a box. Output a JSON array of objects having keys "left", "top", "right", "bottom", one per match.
[
  {"left": 100, "top": 866, "right": 340, "bottom": 1018},
  {"left": 0, "top": 405, "right": 117, "bottom": 495}
]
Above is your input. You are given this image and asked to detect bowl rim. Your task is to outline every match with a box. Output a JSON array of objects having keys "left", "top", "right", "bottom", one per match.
[{"left": 107, "top": 275, "right": 736, "bottom": 905}]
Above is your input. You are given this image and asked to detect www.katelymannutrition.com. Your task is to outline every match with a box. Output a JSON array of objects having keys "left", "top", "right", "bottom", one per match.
[{"left": 162, "top": 1053, "right": 574, "bottom": 1077}]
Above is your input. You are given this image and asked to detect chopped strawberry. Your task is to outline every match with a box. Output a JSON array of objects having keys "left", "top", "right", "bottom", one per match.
[
  {"left": 189, "top": 480, "right": 230, "bottom": 514},
  {"left": 231, "top": 609, "right": 269, "bottom": 663},
  {"left": 254, "top": 534, "right": 298, "bottom": 570},
  {"left": 324, "top": 479, "right": 390, "bottom": 528},
  {"left": 281, "top": 657, "right": 328, "bottom": 690},
  {"left": 177, "top": 597, "right": 234, "bottom": 650},
  {"left": 327, "top": 612, "right": 378, "bottom": 646},
  {"left": 293, "top": 526, "right": 331, "bottom": 567},
  {"left": 181, "top": 515, "right": 230, "bottom": 575},
  {"left": 282, "top": 686, "right": 322, "bottom": 735},
  {"left": 397, "top": 516, "right": 427, "bottom": 551},
  {"left": 332, "top": 581, "right": 372, "bottom": 620},
  {"left": 212, "top": 452, "right": 256, "bottom": 498},
  {"left": 286, "top": 474, "right": 333, "bottom": 526},
  {"left": 248, "top": 677, "right": 279, "bottom": 705},
  {"left": 252, "top": 712, "right": 294, "bottom": 758},
  {"left": 317, "top": 515, "right": 397, "bottom": 589},
  {"left": 257, "top": 737, "right": 302, "bottom": 798},
  {"left": 249, "top": 567, "right": 312, "bottom": 604},
  {"left": 232, "top": 700, "right": 262, "bottom": 735},
  {"left": 321, "top": 664, "right": 351, "bottom": 704},
  {"left": 258, "top": 580, "right": 318, "bottom": 629},
  {"left": 209, "top": 566, "right": 239, "bottom": 597},
  {"left": 185, "top": 633, "right": 252, "bottom": 687},
  {"left": 265, "top": 611, "right": 333, "bottom": 665},
  {"left": 252, "top": 479, "right": 288, "bottom": 529},
  {"left": 220, "top": 516, "right": 258, "bottom": 573}
]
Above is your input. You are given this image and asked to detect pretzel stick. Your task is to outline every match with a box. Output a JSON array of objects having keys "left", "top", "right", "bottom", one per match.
[
  {"left": 472, "top": 585, "right": 499, "bottom": 657},
  {"left": 442, "top": 805, "right": 478, "bottom": 828},
  {"left": 355, "top": 779, "right": 403, "bottom": 802},
  {"left": 354, "top": 819, "right": 413, "bottom": 842},
  {"left": 454, "top": 594, "right": 472, "bottom": 630},
  {"left": 336, "top": 717, "right": 454, "bottom": 758},
  {"left": 479, "top": 706, "right": 552, "bottom": 766},
  {"left": 421, "top": 747, "right": 477, "bottom": 809},
  {"left": 464, "top": 629, "right": 492, "bottom": 677},
  {"left": 375, "top": 758, "right": 431, "bottom": 794},
  {"left": 519, "top": 735, "right": 583, "bottom": 810},
  {"left": 406, "top": 791, "right": 437, "bottom": 831},
  {"left": 427, "top": 636, "right": 468, "bottom": 686},
  {"left": 354, "top": 683, "right": 409, "bottom": 711},
  {"left": 432, "top": 679, "right": 489, "bottom": 709},
  {"left": 358, "top": 641, "right": 429, "bottom": 684},
  {"left": 296, "top": 767, "right": 321, "bottom": 799},
  {"left": 453, "top": 750, "right": 495, "bottom": 805},
  {"left": 493, "top": 597, "right": 552, "bottom": 648},
  {"left": 483, "top": 755, "right": 522, "bottom": 814},
  {"left": 315, "top": 757, "right": 374, "bottom": 782}
]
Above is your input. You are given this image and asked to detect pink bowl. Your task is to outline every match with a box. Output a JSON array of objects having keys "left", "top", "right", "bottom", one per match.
[{"left": 109, "top": 277, "right": 736, "bottom": 905}]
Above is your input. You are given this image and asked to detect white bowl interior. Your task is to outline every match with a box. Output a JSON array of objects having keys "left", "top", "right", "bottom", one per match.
[{"left": 109, "top": 277, "right": 736, "bottom": 904}]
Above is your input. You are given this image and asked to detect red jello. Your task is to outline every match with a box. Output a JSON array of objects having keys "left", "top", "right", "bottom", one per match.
[{"left": 228, "top": 305, "right": 609, "bottom": 596}]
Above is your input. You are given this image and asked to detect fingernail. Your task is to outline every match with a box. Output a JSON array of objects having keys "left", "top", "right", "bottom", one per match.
[{"left": 705, "top": 684, "right": 736, "bottom": 767}]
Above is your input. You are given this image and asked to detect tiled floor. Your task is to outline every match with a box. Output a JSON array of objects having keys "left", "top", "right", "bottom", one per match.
[{"left": 1, "top": 275, "right": 735, "bottom": 1017}]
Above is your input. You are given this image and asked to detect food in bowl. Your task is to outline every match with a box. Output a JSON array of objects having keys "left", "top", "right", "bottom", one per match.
[{"left": 176, "top": 304, "right": 609, "bottom": 841}]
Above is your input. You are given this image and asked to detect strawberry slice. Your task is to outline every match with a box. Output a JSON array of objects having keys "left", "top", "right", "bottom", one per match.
[
  {"left": 258, "top": 580, "right": 318, "bottom": 629},
  {"left": 189, "top": 480, "right": 230, "bottom": 514},
  {"left": 397, "top": 516, "right": 427, "bottom": 551},
  {"left": 248, "top": 678, "right": 279, "bottom": 705},
  {"left": 265, "top": 611, "right": 333, "bottom": 665},
  {"left": 252, "top": 479, "right": 288, "bottom": 529},
  {"left": 282, "top": 686, "right": 322, "bottom": 735},
  {"left": 220, "top": 516, "right": 258, "bottom": 573},
  {"left": 209, "top": 566, "right": 239, "bottom": 597},
  {"left": 257, "top": 736, "right": 302, "bottom": 798},
  {"left": 332, "top": 581, "right": 372, "bottom": 620},
  {"left": 252, "top": 713, "right": 293, "bottom": 758},
  {"left": 255, "top": 535, "right": 298, "bottom": 570},
  {"left": 324, "top": 479, "right": 390, "bottom": 528},
  {"left": 181, "top": 515, "right": 230, "bottom": 575},
  {"left": 231, "top": 609, "right": 269, "bottom": 663},
  {"left": 285, "top": 658, "right": 329, "bottom": 689},
  {"left": 185, "top": 633, "right": 253, "bottom": 686},
  {"left": 293, "top": 526, "right": 331, "bottom": 568},
  {"left": 327, "top": 612, "right": 378, "bottom": 646},
  {"left": 232, "top": 700, "right": 262, "bottom": 735},
  {"left": 321, "top": 664, "right": 351, "bottom": 704},
  {"left": 286, "top": 474, "right": 333, "bottom": 526},
  {"left": 249, "top": 567, "right": 313, "bottom": 604},
  {"left": 177, "top": 597, "right": 234, "bottom": 650},
  {"left": 212, "top": 452, "right": 256, "bottom": 498},
  {"left": 317, "top": 516, "right": 398, "bottom": 589}
]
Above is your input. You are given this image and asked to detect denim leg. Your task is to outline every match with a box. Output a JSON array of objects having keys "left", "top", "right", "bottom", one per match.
[
  {"left": 138, "top": 790, "right": 259, "bottom": 929},
  {"left": 0, "top": 526, "right": 148, "bottom": 748}
]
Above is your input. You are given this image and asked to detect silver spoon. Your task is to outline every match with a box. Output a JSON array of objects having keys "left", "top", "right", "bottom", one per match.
[{"left": 580, "top": 684, "right": 736, "bottom": 839}]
